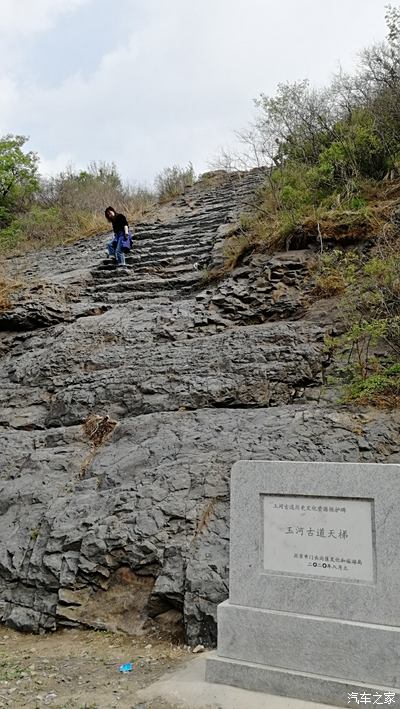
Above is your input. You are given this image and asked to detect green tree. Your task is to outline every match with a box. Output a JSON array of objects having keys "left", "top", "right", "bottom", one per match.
[{"left": 0, "top": 134, "right": 39, "bottom": 226}]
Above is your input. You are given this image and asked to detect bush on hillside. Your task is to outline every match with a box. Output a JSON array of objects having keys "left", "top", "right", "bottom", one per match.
[
  {"left": 210, "top": 5, "right": 400, "bottom": 405},
  {"left": 212, "top": 5, "right": 400, "bottom": 253},
  {"left": 155, "top": 163, "right": 195, "bottom": 202},
  {"left": 0, "top": 161, "right": 154, "bottom": 253}
]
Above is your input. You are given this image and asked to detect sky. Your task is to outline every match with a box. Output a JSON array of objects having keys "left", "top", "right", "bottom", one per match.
[{"left": 0, "top": 0, "right": 392, "bottom": 186}]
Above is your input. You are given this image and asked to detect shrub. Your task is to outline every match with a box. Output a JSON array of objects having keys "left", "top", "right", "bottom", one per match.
[
  {"left": 0, "top": 162, "right": 155, "bottom": 254},
  {"left": 222, "top": 234, "right": 252, "bottom": 271},
  {"left": 0, "top": 206, "right": 64, "bottom": 246},
  {"left": 344, "top": 363, "right": 400, "bottom": 406},
  {"left": 310, "top": 249, "right": 356, "bottom": 297},
  {"left": 217, "top": 6, "right": 400, "bottom": 258},
  {"left": 155, "top": 163, "right": 194, "bottom": 202}
]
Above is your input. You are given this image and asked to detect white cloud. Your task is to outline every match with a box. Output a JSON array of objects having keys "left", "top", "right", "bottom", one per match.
[
  {"left": 0, "top": 0, "right": 391, "bottom": 183},
  {"left": 38, "top": 151, "right": 76, "bottom": 177},
  {"left": 0, "top": 78, "right": 18, "bottom": 132},
  {"left": 0, "top": 0, "right": 91, "bottom": 37}
]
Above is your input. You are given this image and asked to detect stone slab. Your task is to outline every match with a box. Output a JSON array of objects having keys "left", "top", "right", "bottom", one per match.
[
  {"left": 216, "top": 600, "right": 400, "bottom": 688},
  {"left": 229, "top": 461, "right": 400, "bottom": 626},
  {"left": 138, "top": 651, "right": 338, "bottom": 709},
  {"left": 206, "top": 654, "right": 398, "bottom": 709}
]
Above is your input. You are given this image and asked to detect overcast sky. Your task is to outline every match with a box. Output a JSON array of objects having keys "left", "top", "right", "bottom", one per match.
[{"left": 0, "top": 0, "right": 392, "bottom": 185}]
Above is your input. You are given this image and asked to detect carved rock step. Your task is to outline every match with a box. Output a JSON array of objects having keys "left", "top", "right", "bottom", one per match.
[
  {"left": 136, "top": 222, "right": 220, "bottom": 236},
  {"left": 4, "top": 320, "right": 326, "bottom": 430},
  {"left": 132, "top": 234, "right": 215, "bottom": 249},
  {"left": 134, "top": 218, "right": 232, "bottom": 241},
  {"left": 93, "top": 263, "right": 200, "bottom": 280},
  {"left": 92, "top": 253, "right": 209, "bottom": 277},
  {"left": 98, "top": 250, "right": 207, "bottom": 267},
  {"left": 95, "top": 260, "right": 202, "bottom": 276},
  {"left": 87, "top": 289, "right": 181, "bottom": 304},
  {"left": 89, "top": 271, "right": 204, "bottom": 293},
  {"left": 129, "top": 243, "right": 212, "bottom": 261}
]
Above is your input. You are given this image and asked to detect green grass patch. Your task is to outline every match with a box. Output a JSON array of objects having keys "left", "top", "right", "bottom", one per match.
[{"left": 344, "top": 363, "right": 400, "bottom": 406}]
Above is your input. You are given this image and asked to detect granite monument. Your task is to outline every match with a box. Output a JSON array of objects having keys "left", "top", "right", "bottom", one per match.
[{"left": 206, "top": 460, "right": 400, "bottom": 706}]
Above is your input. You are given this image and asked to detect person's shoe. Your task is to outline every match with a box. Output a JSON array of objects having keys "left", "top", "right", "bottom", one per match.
[{"left": 116, "top": 265, "right": 129, "bottom": 274}]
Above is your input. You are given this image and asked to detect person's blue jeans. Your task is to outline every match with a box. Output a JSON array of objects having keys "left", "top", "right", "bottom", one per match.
[{"left": 107, "top": 234, "right": 126, "bottom": 266}]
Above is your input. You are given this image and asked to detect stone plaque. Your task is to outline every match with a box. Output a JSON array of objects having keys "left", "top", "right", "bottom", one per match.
[{"left": 262, "top": 495, "right": 375, "bottom": 583}]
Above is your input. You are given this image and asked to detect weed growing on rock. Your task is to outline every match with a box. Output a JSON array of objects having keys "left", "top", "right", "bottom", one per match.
[
  {"left": 83, "top": 414, "right": 117, "bottom": 448},
  {"left": 0, "top": 273, "right": 22, "bottom": 311},
  {"left": 345, "top": 364, "right": 400, "bottom": 407},
  {"left": 80, "top": 414, "right": 117, "bottom": 478},
  {"left": 192, "top": 498, "right": 218, "bottom": 543}
]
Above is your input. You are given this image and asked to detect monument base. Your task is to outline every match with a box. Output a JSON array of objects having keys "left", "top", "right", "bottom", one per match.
[
  {"left": 206, "top": 654, "right": 397, "bottom": 708},
  {"left": 205, "top": 601, "right": 400, "bottom": 706}
]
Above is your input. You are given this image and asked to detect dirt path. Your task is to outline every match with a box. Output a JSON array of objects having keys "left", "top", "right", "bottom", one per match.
[{"left": 0, "top": 626, "right": 192, "bottom": 708}]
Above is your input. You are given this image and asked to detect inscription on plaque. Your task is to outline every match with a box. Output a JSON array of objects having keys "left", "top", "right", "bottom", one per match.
[{"left": 262, "top": 495, "right": 375, "bottom": 582}]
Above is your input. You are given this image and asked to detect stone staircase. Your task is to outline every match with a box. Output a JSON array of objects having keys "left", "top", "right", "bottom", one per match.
[{"left": 85, "top": 168, "right": 266, "bottom": 304}]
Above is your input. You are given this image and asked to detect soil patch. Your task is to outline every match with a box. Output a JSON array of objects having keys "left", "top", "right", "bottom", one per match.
[{"left": 0, "top": 626, "right": 191, "bottom": 708}]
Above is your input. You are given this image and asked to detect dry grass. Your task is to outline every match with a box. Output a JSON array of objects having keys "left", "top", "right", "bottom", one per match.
[
  {"left": 80, "top": 414, "right": 118, "bottom": 478},
  {"left": 83, "top": 414, "right": 117, "bottom": 447},
  {"left": 195, "top": 170, "right": 229, "bottom": 190},
  {"left": 222, "top": 234, "right": 253, "bottom": 270},
  {"left": 63, "top": 198, "right": 152, "bottom": 243},
  {"left": 201, "top": 231, "right": 255, "bottom": 284},
  {"left": 155, "top": 164, "right": 194, "bottom": 203},
  {"left": 299, "top": 210, "right": 373, "bottom": 242},
  {"left": 353, "top": 393, "right": 400, "bottom": 408},
  {"left": 192, "top": 497, "right": 217, "bottom": 543},
  {"left": 240, "top": 177, "right": 400, "bottom": 258},
  {"left": 311, "top": 271, "right": 347, "bottom": 298},
  {"left": 247, "top": 205, "right": 375, "bottom": 254},
  {"left": 0, "top": 194, "right": 154, "bottom": 258},
  {"left": 0, "top": 268, "right": 22, "bottom": 311},
  {"left": 74, "top": 193, "right": 154, "bottom": 240}
]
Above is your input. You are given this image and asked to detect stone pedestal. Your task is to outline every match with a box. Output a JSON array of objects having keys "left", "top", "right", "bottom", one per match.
[{"left": 206, "top": 461, "right": 400, "bottom": 706}]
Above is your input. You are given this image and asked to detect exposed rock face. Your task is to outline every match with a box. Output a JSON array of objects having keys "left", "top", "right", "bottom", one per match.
[
  {"left": 202, "top": 250, "right": 312, "bottom": 324},
  {"left": 1, "top": 169, "right": 399, "bottom": 644}
]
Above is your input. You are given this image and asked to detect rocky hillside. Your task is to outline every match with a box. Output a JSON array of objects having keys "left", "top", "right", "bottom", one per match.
[{"left": 0, "top": 169, "right": 399, "bottom": 645}]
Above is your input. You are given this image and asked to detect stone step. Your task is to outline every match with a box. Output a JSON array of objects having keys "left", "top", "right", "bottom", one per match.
[
  {"left": 88, "top": 271, "right": 203, "bottom": 293},
  {"left": 122, "top": 256, "right": 206, "bottom": 271},
  {"left": 85, "top": 288, "right": 180, "bottom": 304},
  {"left": 93, "top": 254, "right": 208, "bottom": 278},
  {"left": 133, "top": 227, "right": 221, "bottom": 243},
  {"left": 96, "top": 249, "right": 211, "bottom": 270},
  {"left": 80, "top": 170, "right": 269, "bottom": 304},
  {"left": 131, "top": 243, "right": 212, "bottom": 259},
  {"left": 161, "top": 263, "right": 201, "bottom": 274},
  {"left": 135, "top": 208, "right": 234, "bottom": 228},
  {"left": 134, "top": 214, "right": 234, "bottom": 238},
  {"left": 131, "top": 255, "right": 209, "bottom": 270},
  {"left": 133, "top": 233, "right": 216, "bottom": 248}
]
